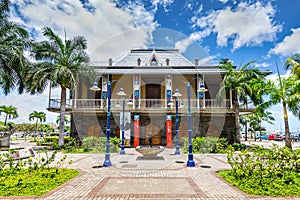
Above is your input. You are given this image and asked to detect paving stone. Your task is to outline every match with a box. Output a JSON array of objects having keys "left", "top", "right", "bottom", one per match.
[{"left": 2, "top": 142, "right": 300, "bottom": 200}]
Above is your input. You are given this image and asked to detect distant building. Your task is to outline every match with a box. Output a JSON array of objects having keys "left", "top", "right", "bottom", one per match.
[
  {"left": 46, "top": 123, "right": 57, "bottom": 129},
  {"left": 48, "top": 49, "right": 255, "bottom": 146}
]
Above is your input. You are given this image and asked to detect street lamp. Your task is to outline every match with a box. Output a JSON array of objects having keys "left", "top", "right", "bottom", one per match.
[
  {"left": 117, "top": 88, "right": 127, "bottom": 155},
  {"left": 183, "top": 78, "right": 207, "bottom": 167},
  {"left": 90, "top": 76, "right": 119, "bottom": 167},
  {"left": 173, "top": 88, "right": 182, "bottom": 155}
]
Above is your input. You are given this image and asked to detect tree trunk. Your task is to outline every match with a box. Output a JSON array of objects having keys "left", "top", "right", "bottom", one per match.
[
  {"left": 58, "top": 86, "right": 67, "bottom": 146},
  {"left": 234, "top": 92, "right": 240, "bottom": 143},
  {"left": 283, "top": 102, "right": 292, "bottom": 149},
  {"left": 35, "top": 120, "right": 38, "bottom": 142},
  {"left": 4, "top": 115, "right": 7, "bottom": 125},
  {"left": 259, "top": 120, "right": 262, "bottom": 142},
  {"left": 245, "top": 122, "right": 248, "bottom": 141}
]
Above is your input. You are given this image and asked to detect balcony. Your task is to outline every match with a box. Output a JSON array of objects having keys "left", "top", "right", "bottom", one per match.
[
  {"left": 47, "top": 99, "right": 73, "bottom": 113},
  {"left": 48, "top": 98, "right": 241, "bottom": 114}
]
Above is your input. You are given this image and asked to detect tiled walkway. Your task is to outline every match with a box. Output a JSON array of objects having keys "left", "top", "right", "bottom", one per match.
[{"left": 2, "top": 142, "right": 300, "bottom": 200}]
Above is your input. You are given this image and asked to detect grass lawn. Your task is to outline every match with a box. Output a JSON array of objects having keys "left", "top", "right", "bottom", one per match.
[
  {"left": 0, "top": 168, "right": 79, "bottom": 196},
  {"left": 217, "top": 170, "right": 300, "bottom": 197}
]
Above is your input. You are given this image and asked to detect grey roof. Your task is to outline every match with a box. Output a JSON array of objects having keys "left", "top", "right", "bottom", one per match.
[
  {"left": 113, "top": 49, "right": 194, "bottom": 67},
  {"left": 94, "top": 67, "right": 226, "bottom": 75}
]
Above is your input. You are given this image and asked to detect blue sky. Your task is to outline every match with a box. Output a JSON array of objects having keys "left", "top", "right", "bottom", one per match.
[{"left": 1, "top": 0, "right": 299, "bottom": 132}]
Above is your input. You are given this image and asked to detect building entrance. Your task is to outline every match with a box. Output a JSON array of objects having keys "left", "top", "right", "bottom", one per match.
[{"left": 146, "top": 84, "right": 161, "bottom": 108}]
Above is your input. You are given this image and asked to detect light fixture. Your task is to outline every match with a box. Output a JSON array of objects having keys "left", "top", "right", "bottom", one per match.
[
  {"left": 197, "top": 83, "right": 208, "bottom": 92},
  {"left": 90, "top": 81, "right": 101, "bottom": 91}
]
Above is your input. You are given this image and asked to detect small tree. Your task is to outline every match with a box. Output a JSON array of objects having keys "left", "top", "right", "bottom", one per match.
[
  {"left": 27, "top": 27, "right": 90, "bottom": 146},
  {"left": 265, "top": 64, "right": 300, "bottom": 149},
  {"left": 217, "top": 59, "right": 267, "bottom": 143},
  {"left": 0, "top": 105, "right": 18, "bottom": 125},
  {"left": 29, "top": 111, "right": 46, "bottom": 140}
]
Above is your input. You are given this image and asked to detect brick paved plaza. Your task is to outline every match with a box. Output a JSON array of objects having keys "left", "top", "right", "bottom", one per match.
[{"left": 2, "top": 142, "right": 300, "bottom": 200}]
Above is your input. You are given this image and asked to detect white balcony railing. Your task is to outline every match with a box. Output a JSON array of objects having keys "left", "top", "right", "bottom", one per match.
[
  {"left": 49, "top": 98, "right": 256, "bottom": 112},
  {"left": 48, "top": 99, "right": 232, "bottom": 109}
]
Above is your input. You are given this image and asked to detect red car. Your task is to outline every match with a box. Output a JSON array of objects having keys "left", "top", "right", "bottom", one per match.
[{"left": 268, "top": 134, "right": 277, "bottom": 140}]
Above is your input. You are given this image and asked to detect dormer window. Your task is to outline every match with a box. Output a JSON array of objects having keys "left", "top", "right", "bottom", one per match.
[{"left": 150, "top": 57, "right": 158, "bottom": 66}]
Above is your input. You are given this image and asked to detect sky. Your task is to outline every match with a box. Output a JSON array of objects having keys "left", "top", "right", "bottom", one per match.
[{"left": 1, "top": 0, "right": 299, "bottom": 132}]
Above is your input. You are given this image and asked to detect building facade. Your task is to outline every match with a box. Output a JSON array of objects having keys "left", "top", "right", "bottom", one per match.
[{"left": 48, "top": 49, "right": 253, "bottom": 147}]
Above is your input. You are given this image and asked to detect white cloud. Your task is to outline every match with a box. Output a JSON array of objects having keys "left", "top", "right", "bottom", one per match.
[
  {"left": 9, "top": 0, "right": 157, "bottom": 61},
  {"left": 266, "top": 70, "right": 292, "bottom": 82},
  {"left": 3, "top": 0, "right": 158, "bottom": 124},
  {"left": 198, "top": 56, "right": 218, "bottom": 66},
  {"left": 254, "top": 62, "right": 270, "bottom": 68},
  {"left": 175, "top": 29, "right": 211, "bottom": 53},
  {"left": 218, "top": 0, "right": 229, "bottom": 3},
  {"left": 184, "top": 1, "right": 281, "bottom": 51},
  {"left": 151, "top": 0, "right": 174, "bottom": 12},
  {"left": 269, "top": 28, "right": 300, "bottom": 56}
]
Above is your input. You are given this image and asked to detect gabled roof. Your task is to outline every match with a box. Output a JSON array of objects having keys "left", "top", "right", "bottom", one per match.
[{"left": 113, "top": 49, "right": 194, "bottom": 67}]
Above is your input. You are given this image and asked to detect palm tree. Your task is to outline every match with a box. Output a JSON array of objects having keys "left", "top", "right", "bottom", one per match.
[
  {"left": 0, "top": 0, "right": 31, "bottom": 95},
  {"left": 29, "top": 111, "right": 46, "bottom": 140},
  {"left": 218, "top": 58, "right": 267, "bottom": 143},
  {"left": 253, "top": 105, "right": 275, "bottom": 141},
  {"left": 248, "top": 113, "right": 267, "bottom": 141},
  {"left": 285, "top": 54, "right": 300, "bottom": 79},
  {"left": 266, "top": 65, "right": 300, "bottom": 149},
  {"left": 56, "top": 115, "right": 70, "bottom": 125},
  {"left": 0, "top": 105, "right": 18, "bottom": 125},
  {"left": 27, "top": 27, "right": 90, "bottom": 146},
  {"left": 55, "top": 115, "right": 70, "bottom": 133},
  {"left": 239, "top": 114, "right": 250, "bottom": 141}
]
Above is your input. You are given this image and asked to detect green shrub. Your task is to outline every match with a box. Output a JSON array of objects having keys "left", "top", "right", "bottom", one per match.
[
  {"left": 182, "top": 136, "right": 228, "bottom": 153},
  {"left": 81, "top": 136, "right": 120, "bottom": 153},
  {"left": 110, "top": 137, "right": 121, "bottom": 147},
  {"left": 220, "top": 144, "right": 300, "bottom": 197},
  {"left": 0, "top": 149, "right": 78, "bottom": 196},
  {"left": 231, "top": 143, "right": 247, "bottom": 151},
  {"left": 37, "top": 136, "right": 72, "bottom": 150}
]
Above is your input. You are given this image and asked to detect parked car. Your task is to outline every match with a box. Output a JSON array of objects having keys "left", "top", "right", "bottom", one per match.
[
  {"left": 274, "top": 134, "right": 285, "bottom": 141},
  {"left": 261, "top": 134, "right": 269, "bottom": 140},
  {"left": 255, "top": 133, "right": 269, "bottom": 140},
  {"left": 268, "top": 134, "right": 277, "bottom": 140},
  {"left": 290, "top": 133, "right": 299, "bottom": 142}
]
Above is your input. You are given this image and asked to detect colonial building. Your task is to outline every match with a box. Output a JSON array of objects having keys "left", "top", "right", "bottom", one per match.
[{"left": 48, "top": 49, "right": 253, "bottom": 147}]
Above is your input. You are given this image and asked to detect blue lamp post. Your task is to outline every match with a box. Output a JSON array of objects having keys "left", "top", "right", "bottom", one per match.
[
  {"left": 117, "top": 88, "right": 127, "bottom": 155},
  {"left": 173, "top": 88, "right": 182, "bottom": 155},
  {"left": 90, "top": 76, "right": 120, "bottom": 167},
  {"left": 183, "top": 78, "right": 207, "bottom": 167}
]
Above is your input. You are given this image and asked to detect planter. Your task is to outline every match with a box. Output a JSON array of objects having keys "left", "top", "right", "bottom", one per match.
[{"left": 0, "top": 135, "right": 10, "bottom": 150}]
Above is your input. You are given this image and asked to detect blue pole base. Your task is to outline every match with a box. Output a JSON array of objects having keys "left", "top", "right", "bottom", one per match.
[
  {"left": 120, "top": 148, "right": 125, "bottom": 155},
  {"left": 187, "top": 160, "right": 195, "bottom": 167},
  {"left": 103, "top": 160, "right": 112, "bottom": 167},
  {"left": 175, "top": 147, "right": 180, "bottom": 155}
]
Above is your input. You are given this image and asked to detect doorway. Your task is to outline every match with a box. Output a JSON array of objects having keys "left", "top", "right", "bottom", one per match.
[{"left": 146, "top": 84, "right": 161, "bottom": 107}]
